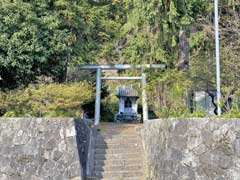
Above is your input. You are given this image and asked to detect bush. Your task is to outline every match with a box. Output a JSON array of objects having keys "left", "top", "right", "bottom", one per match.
[
  {"left": 0, "top": 82, "right": 94, "bottom": 117},
  {"left": 148, "top": 70, "right": 192, "bottom": 118},
  {"left": 101, "top": 94, "right": 118, "bottom": 122},
  {"left": 221, "top": 109, "right": 240, "bottom": 118}
]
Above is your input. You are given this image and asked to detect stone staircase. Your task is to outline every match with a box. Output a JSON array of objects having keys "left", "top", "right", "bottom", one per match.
[{"left": 93, "top": 123, "right": 145, "bottom": 180}]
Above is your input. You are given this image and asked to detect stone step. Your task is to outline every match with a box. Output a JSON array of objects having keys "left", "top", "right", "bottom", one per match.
[
  {"left": 93, "top": 124, "right": 145, "bottom": 180},
  {"left": 95, "top": 140, "right": 140, "bottom": 146},
  {"left": 95, "top": 148, "right": 143, "bottom": 155},
  {"left": 96, "top": 138, "right": 140, "bottom": 143},
  {"left": 97, "top": 124, "right": 143, "bottom": 130},
  {"left": 95, "top": 158, "right": 143, "bottom": 166},
  {"left": 96, "top": 126, "right": 140, "bottom": 132},
  {"left": 96, "top": 136, "right": 140, "bottom": 142},
  {"left": 95, "top": 153, "right": 143, "bottom": 161},
  {"left": 97, "top": 128, "right": 138, "bottom": 132},
  {"left": 101, "top": 178, "right": 141, "bottom": 180},
  {"left": 96, "top": 135, "right": 140, "bottom": 140},
  {"left": 98, "top": 125, "right": 139, "bottom": 129},
  {"left": 101, "top": 178, "right": 142, "bottom": 180},
  {"left": 95, "top": 171, "right": 144, "bottom": 179},
  {"left": 97, "top": 134, "right": 139, "bottom": 138},
  {"left": 95, "top": 142, "right": 142, "bottom": 149},
  {"left": 95, "top": 165, "right": 143, "bottom": 172},
  {"left": 96, "top": 132, "right": 138, "bottom": 137}
]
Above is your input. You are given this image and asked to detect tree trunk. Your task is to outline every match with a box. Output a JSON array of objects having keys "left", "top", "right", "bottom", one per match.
[
  {"left": 178, "top": 30, "right": 189, "bottom": 74},
  {"left": 178, "top": 30, "right": 190, "bottom": 110}
]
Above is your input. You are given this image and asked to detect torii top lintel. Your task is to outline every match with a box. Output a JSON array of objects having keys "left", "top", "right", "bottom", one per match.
[{"left": 79, "top": 64, "right": 165, "bottom": 70}]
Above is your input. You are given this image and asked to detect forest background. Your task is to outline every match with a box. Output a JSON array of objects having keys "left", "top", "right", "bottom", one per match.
[{"left": 0, "top": 0, "right": 240, "bottom": 120}]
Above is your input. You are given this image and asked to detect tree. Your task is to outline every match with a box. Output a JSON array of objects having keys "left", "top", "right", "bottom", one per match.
[
  {"left": 0, "top": 1, "right": 70, "bottom": 89},
  {"left": 0, "top": 0, "right": 115, "bottom": 89},
  {"left": 102, "top": 0, "right": 211, "bottom": 116}
]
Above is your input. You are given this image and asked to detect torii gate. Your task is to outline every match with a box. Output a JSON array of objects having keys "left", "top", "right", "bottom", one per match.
[{"left": 79, "top": 64, "right": 165, "bottom": 125}]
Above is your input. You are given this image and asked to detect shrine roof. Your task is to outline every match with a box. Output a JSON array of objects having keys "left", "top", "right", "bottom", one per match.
[{"left": 116, "top": 86, "right": 139, "bottom": 98}]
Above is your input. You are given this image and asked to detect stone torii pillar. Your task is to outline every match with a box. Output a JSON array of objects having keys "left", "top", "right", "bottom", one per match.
[
  {"left": 141, "top": 73, "right": 148, "bottom": 123},
  {"left": 95, "top": 68, "right": 102, "bottom": 126}
]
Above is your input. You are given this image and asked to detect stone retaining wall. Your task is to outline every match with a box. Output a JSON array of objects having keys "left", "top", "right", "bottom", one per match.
[
  {"left": 0, "top": 118, "right": 90, "bottom": 180},
  {"left": 141, "top": 118, "right": 240, "bottom": 180}
]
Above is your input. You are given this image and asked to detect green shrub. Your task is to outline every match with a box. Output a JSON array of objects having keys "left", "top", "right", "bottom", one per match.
[
  {"left": 0, "top": 82, "right": 94, "bottom": 117},
  {"left": 221, "top": 109, "right": 240, "bottom": 118},
  {"left": 101, "top": 94, "right": 118, "bottom": 122},
  {"left": 187, "top": 109, "right": 208, "bottom": 118},
  {"left": 148, "top": 70, "right": 192, "bottom": 118}
]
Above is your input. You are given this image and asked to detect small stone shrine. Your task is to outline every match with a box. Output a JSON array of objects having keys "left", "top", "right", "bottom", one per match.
[{"left": 115, "top": 86, "right": 141, "bottom": 122}]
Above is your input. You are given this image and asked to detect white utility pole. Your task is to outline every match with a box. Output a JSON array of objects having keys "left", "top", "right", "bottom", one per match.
[{"left": 214, "top": 0, "right": 221, "bottom": 115}]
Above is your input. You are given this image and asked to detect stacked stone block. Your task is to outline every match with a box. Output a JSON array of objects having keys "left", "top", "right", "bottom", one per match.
[
  {"left": 0, "top": 118, "right": 90, "bottom": 180},
  {"left": 142, "top": 118, "right": 240, "bottom": 180}
]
